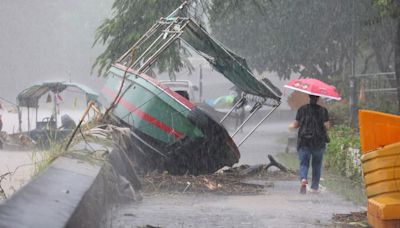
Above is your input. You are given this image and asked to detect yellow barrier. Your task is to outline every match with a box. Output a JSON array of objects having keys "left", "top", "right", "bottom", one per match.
[
  {"left": 359, "top": 110, "right": 400, "bottom": 227},
  {"left": 359, "top": 110, "right": 400, "bottom": 154}
]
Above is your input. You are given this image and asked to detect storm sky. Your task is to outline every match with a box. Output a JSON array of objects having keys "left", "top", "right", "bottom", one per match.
[{"left": 0, "top": 0, "right": 113, "bottom": 101}]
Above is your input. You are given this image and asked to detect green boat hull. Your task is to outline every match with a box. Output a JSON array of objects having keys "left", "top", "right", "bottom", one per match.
[{"left": 100, "top": 65, "right": 240, "bottom": 175}]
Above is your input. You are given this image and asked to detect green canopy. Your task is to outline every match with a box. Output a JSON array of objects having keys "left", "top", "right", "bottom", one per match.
[
  {"left": 17, "top": 82, "right": 99, "bottom": 108},
  {"left": 117, "top": 16, "right": 282, "bottom": 103},
  {"left": 181, "top": 19, "right": 282, "bottom": 101}
]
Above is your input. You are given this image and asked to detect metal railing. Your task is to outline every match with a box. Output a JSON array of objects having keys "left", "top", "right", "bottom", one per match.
[{"left": 356, "top": 72, "right": 396, "bottom": 93}]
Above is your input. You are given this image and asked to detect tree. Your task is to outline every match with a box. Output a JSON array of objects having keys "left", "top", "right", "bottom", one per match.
[
  {"left": 209, "top": 0, "right": 400, "bottom": 113},
  {"left": 92, "top": 0, "right": 208, "bottom": 78},
  {"left": 209, "top": 0, "right": 389, "bottom": 81},
  {"left": 373, "top": 0, "right": 400, "bottom": 112},
  {"left": 94, "top": 0, "right": 399, "bottom": 112}
]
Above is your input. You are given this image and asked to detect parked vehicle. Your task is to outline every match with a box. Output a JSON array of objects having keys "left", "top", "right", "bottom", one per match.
[{"left": 159, "top": 80, "right": 198, "bottom": 102}]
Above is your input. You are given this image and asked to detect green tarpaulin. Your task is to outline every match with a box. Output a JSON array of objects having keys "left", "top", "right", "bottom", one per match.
[{"left": 181, "top": 19, "right": 282, "bottom": 102}]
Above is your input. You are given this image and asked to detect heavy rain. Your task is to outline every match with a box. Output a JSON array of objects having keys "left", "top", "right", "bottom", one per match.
[{"left": 0, "top": 0, "right": 399, "bottom": 227}]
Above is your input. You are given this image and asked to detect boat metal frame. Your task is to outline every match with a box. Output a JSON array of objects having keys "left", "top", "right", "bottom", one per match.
[{"left": 113, "top": 2, "right": 282, "bottom": 147}]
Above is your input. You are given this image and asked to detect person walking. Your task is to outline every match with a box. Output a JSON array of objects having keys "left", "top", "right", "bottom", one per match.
[{"left": 289, "top": 95, "right": 330, "bottom": 194}]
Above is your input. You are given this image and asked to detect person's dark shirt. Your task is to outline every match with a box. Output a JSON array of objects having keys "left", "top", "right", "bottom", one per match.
[{"left": 295, "top": 104, "right": 329, "bottom": 149}]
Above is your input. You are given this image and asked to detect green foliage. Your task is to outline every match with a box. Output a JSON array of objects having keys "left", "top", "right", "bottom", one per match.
[
  {"left": 359, "top": 93, "right": 399, "bottom": 114},
  {"left": 32, "top": 142, "right": 65, "bottom": 175},
  {"left": 373, "top": 0, "right": 399, "bottom": 17},
  {"left": 326, "top": 102, "right": 350, "bottom": 126},
  {"left": 209, "top": 0, "right": 391, "bottom": 80},
  {"left": 92, "top": 0, "right": 207, "bottom": 77},
  {"left": 324, "top": 125, "right": 362, "bottom": 183},
  {"left": 93, "top": 0, "right": 400, "bottom": 114}
]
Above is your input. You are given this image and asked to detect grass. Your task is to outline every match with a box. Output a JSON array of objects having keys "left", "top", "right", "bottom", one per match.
[
  {"left": 276, "top": 152, "right": 298, "bottom": 171},
  {"left": 322, "top": 170, "right": 367, "bottom": 206},
  {"left": 32, "top": 141, "right": 65, "bottom": 175}
]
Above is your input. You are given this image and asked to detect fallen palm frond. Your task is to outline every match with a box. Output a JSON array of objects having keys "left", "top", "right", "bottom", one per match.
[
  {"left": 142, "top": 172, "right": 263, "bottom": 195},
  {"left": 142, "top": 165, "right": 296, "bottom": 195}
]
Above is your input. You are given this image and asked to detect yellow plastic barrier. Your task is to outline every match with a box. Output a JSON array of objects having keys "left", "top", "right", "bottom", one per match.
[
  {"left": 361, "top": 141, "right": 400, "bottom": 198},
  {"left": 359, "top": 110, "right": 400, "bottom": 154},
  {"left": 368, "top": 212, "right": 400, "bottom": 228},
  {"left": 368, "top": 193, "right": 400, "bottom": 228},
  {"left": 368, "top": 193, "right": 400, "bottom": 220},
  {"left": 359, "top": 110, "right": 400, "bottom": 227},
  {"left": 364, "top": 167, "right": 400, "bottom": 186}
]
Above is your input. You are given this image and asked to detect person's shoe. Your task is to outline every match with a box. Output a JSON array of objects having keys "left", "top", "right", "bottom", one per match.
[
  {"left": 300, "top": 179, "right": 307, "bottom": 194},
  {"left": 309, "top": 188, "right": 319, "bottom": 194}
]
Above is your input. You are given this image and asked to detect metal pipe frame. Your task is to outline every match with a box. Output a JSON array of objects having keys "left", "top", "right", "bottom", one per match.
[
  {"left": 131, "top": 32, "right": 165, "bottom": 69},
  {"left": 166, "top": 1, "right": 188, "bottom": 19},
  {"left": 237, "top": 103, "right": 281, "bottom": 148},
  {"left": 117, "top": 1, "right": 187, "bottom": 64},
  {"left": 143, "top": 20, "right": 190, "bottom": 72},
  {"left": 138, "top": 21, "right": 190, "bottom": 73},
  {"left": 219, "top": 95, "right": 246, "bottom": 124},
  {"left": 231, "top": 101, "right": 262, "bottom": 138},
  {"left": 117, "top": 23, "right": 161, "bottom": 63},
  {"left": 138, "top": 33, "right": 180, "bottom": 72},
  {"left": 131, "top": 19, "right": 184, "bottom": 69}
]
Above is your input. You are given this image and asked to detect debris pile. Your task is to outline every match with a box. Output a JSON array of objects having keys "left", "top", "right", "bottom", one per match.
[
  {"left": 142, "top": 162, "right": 295, "bottom": 195},
  {"left": 142, "top": 172, "right": 262, "bottom": 194},
  {"left": 332, "top": 211, "right": 368, "bottom": 227}
]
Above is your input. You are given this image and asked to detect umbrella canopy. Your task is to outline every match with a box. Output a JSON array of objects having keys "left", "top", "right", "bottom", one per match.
[
  {"left": 287, "top": 91, "right": 325, "bottom": 110},
  {"left": 284, "top": 78, "right": 341, "bottom": 100}
]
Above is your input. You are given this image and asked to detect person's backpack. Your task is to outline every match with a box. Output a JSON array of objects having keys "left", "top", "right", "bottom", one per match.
[{"left": 299, "top": 105, "right": 327, "bottom": 146}]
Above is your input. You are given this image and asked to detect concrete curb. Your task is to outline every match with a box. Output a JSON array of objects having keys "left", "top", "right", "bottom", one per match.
[
  {"left": 0, "top": 157, "right": 101, "bottom": 228},
  {"left": 0, "top": 149, "right": 139, "bottom": 228}
]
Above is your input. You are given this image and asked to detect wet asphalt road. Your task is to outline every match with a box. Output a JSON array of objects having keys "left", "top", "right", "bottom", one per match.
[{"left": 109, "top": 109, "right": 363, "bottom": 228}]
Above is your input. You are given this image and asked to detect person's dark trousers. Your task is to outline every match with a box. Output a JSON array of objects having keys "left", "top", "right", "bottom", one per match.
[{"left": 298, "top": 146, "right": 325, "bottom": 190}]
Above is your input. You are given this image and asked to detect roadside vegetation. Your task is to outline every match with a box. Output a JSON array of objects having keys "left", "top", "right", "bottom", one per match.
[
  {"left": 325, "top": 103, "right": 366, "bottom": 205},
  {"left": 324, "top": 124, "right": 366, "bottom": 205},
  {"left": 32, "top": 141, "right": 65, "bottom": 175}
]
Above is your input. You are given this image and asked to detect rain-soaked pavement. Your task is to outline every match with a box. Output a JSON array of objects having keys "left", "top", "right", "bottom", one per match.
[{"left": 108, "top": 110, "right": 363, "bottom": 228}]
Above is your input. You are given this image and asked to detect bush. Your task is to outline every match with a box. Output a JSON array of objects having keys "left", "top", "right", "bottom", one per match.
[
  {"left": 359, "top": 93, "right": 398, "bottom": 115},
  {"left": 326, "top": 102, "right": 349, "bottom": 125},
  {"left": 324, "top": 125, "right": 362, "bottom": 183}
]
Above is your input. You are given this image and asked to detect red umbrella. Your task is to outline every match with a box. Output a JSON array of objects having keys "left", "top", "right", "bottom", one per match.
[{"left": 284, "top": 78, "right": 341, "bottom": 100}]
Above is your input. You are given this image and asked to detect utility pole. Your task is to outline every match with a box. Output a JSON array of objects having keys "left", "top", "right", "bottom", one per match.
[{"left": 349, "top": 0, "right": 358, "bottom": 128}]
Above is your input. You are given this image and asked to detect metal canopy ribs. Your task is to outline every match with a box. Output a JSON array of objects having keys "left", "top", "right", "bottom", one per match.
[{"left": 115, "top": 2, "right": 283, "bottom": 147}]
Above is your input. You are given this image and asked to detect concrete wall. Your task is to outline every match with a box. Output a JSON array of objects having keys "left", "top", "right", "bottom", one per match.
[{"left": 0, "top": 148, "right": 139, "bottom": 228}]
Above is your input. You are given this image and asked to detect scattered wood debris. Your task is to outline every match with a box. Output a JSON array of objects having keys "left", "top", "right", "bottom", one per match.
[
  {"left": 332, "top": 211, "right": 368, "bottom": 227},
  {"left": 142, "top": 172, "right": 264, "bottom": 194},
  {"left": 141, "top": 159, "right": 296, "bottom": 195}
]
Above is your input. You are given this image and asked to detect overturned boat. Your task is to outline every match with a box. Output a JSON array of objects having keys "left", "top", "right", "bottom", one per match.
[
  {"left": 100, "top": 3, "right": 282, "bottom": 175},
  {"left": 102, "top": 64, "right": 239, "bottom": 175}
]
